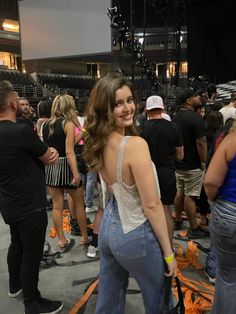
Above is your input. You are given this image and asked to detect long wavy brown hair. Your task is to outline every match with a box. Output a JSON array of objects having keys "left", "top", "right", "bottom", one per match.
[{"left": 83, "top": 74, "right": 138, "bottom": 172}]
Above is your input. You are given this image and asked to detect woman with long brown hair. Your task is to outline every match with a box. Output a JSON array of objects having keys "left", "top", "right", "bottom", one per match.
[{"left": 83, "top": 74, "right": 177, "bottom": 313}]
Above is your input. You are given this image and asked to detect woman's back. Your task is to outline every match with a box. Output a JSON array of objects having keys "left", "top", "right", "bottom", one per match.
[
  {"left": 100, "top": 135, "right": 148, "bottom": 234},
  {"left": 100, "top": 134, "right": 135, "bottom": 187},
  {"left": 100, "top": 134, "right": 161, "bottom": 234},
  {"left": 43, "top": 118, "right": 66, "bottom": 156}
]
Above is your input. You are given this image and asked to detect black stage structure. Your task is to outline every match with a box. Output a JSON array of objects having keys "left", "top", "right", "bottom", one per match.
[{"left": 186, "top": 0, "right": 236, "bottom": 84}]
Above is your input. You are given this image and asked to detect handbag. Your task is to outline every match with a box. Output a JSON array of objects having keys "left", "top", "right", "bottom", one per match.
[{"left": 163, "top": 276, "right": 185, "bottom": 314}]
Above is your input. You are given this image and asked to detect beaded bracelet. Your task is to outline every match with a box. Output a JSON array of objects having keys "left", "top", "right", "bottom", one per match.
[{"left": 164, "top": 253, "right": 174, "bottom": 264}]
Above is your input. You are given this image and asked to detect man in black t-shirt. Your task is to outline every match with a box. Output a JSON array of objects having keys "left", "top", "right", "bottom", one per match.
[
  {"left": 141, "top": 95, "right": 184, "bottom": 241},
  {"left": 173, "top": 88, "right": 208, "bottom": 239},
  {"left": 0, "top": 81, "right": 63, "bottom": 314}
]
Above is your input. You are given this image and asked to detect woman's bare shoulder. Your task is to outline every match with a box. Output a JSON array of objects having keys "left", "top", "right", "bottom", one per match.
[
  {"left": 64, "top": 120, "right": 75, "bottom": 129},
  {"left": 227, "top": 131, "right": 236, "bottom": 141},
  {"left": 220, "top": 132, "right": 236, "bottom": 149},
  {"left": 127, "top": 136, "right": 148, "bottom": 147},
  {"left": 126, "top": 136, "right": 149, "bottom": 157}
]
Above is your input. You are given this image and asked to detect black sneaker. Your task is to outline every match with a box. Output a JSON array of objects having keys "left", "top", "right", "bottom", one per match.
[
  {"left": 70, "top": 218, "right": 81, "bottom": 236},
  {"left": 188, "top": 227, "right": 209, "bottom": 239},
  {"left": 25, "top": 298, "right": 63, "bottom": 314},
  {"left": 174, "top": 220, "right": 183, "bottom": 231}
]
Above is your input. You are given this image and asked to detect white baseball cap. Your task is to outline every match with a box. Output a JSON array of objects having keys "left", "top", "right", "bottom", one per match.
[{"left": 146, "top": 95, "right": 164, "bottom": 110}]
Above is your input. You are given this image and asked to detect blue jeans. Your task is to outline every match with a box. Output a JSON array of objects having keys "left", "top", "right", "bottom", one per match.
[
  {"left": 85, "top": 172, "right": 97, "bottom": 208},
  {"left": 205, "top": 200, "right": 216, "bottom": 277},
  {"left": 7, "top": 209, "right": 48, "bottom": 307},
  {"left": 95, "top": 196, "right": 166, "bottom": 314},
  {"left": 205, "top": 243, "right": 216, "bottom": 277},
  {"left": 210, "top": 199, "right": 236, "bottom": 314}
]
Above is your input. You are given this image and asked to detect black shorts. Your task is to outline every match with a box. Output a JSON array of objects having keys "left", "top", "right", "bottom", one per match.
[{"left": 157, "top": 168, "right": 176, "bottom": 205}]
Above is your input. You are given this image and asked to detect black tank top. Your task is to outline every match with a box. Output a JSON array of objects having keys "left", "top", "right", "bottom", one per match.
[{"left": 43, "top": 118, "right": 66, "bottom": 157}]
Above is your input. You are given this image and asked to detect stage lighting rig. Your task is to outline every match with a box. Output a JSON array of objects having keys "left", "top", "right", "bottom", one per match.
[
  {"left": 130, "top": 37, "right": 161, "bottom": 90},
  {"left": 107, "top": 1, "right": 161, "bottom": 91},
  {"left": 107, "top": 1, "right": 129, "bottom": 49}
]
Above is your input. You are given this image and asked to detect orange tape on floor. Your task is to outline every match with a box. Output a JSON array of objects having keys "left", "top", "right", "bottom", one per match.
[
  {"left": 173, "top": 241, "right": 214, "bottom": 313},
  {"left": 68, "top": 279, "right": 99, "bottom": 314},
  {"left": 68, "top": 240, "right": 214, "bottom": 314},
  {"left": 49, "top": 209, "right": 94, "bottom": 238}
]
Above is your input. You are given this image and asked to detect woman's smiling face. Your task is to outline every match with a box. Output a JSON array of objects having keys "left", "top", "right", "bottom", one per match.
[{"left": 112, "top": 85, "right": 135, "bottom": 132}]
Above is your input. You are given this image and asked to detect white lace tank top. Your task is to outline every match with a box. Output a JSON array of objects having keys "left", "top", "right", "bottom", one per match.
[{"left": 99, "top": 136, "right": 161, "bottom": 234}]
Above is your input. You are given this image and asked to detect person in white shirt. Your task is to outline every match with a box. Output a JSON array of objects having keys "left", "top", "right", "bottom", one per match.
[{"left": 219, "top": 92, "right": 236, "bottom": 124}]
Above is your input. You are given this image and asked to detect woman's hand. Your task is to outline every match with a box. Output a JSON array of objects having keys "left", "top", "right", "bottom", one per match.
[
  {"left": 71, "top": 175, "right": 80, "bottom": 186},
  {"left": 164, "top": 257, "right": 177, "bottom": 277},
  {"left": 49, "top": 147, "right": 59, "bottom": 164}
]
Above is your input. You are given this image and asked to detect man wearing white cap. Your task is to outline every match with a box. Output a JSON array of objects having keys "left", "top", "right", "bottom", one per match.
[{"left": 141, "top": 95, "right": 184, "bottom": 241}]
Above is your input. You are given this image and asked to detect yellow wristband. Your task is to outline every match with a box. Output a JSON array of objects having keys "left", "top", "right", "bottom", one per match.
[
  {"left": 164, "top": 253, "right": 174, "bottom": 264},
  {"left": 81, "top": 128, "right": 87, "bottom": 134}
]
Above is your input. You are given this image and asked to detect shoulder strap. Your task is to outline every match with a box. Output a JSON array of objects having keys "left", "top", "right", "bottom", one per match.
[
  {"left": 39, "top": 120, "right": 46, "bottom": 141},
  {"left": 117, "top": 136, "right": 130, "bottom": 183}
]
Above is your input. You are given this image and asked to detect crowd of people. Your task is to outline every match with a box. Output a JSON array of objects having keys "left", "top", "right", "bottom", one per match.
[{"left": 0, "top": 75, "right": 236, "bottom": 314}]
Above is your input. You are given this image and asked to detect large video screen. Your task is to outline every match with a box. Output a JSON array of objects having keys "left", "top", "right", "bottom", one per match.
[{"left": 19, "top": 0, "right": 112, "bottom": 60}]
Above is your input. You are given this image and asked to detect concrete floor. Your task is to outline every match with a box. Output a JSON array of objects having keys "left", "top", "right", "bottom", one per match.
[{"left": 0, "top": 210, "right": 213, "bottom": 314}]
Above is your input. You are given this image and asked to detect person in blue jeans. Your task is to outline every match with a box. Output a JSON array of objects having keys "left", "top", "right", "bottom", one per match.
[
  {"left": 85, "top": 171, "right": 97, "bottom": 212},
  {"left": 83, "top": 74, "right": 177, "bottom": 314},
  {"left": 204, "top": 119, "right": 236, "bottom": 284},
  {"left": 204, "top": 120, "right": 236, "bottom": 314}
]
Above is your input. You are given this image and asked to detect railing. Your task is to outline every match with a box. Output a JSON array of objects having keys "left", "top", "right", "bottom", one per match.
[
  {"left": 0, "top": 30, "right": 20, "bottom": 41},
  {"left": 13, "top": 84, "right": 45, "bottom": 99}
]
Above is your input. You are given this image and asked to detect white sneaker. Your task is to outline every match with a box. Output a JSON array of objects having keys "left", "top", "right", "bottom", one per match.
[
  {"left": 8, "top": 288, "right": 22, "bottom": 298},
  {"left": 87, "top": 245, "right": 98, "bottom": 258},
  {"left": 205, "top": 270, "right": 216, "bottom": 285},
  {"left": 85, "top": 206, "right": 98, "bottom": 213}
]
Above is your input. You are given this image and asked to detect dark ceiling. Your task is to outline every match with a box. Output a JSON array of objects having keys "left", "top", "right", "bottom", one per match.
[
  {"left": 0, "top": 0, "right": 18, "bottom": 20},
  {"left": 0, "top": 0, "right": 185, "bottom": 28}
]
